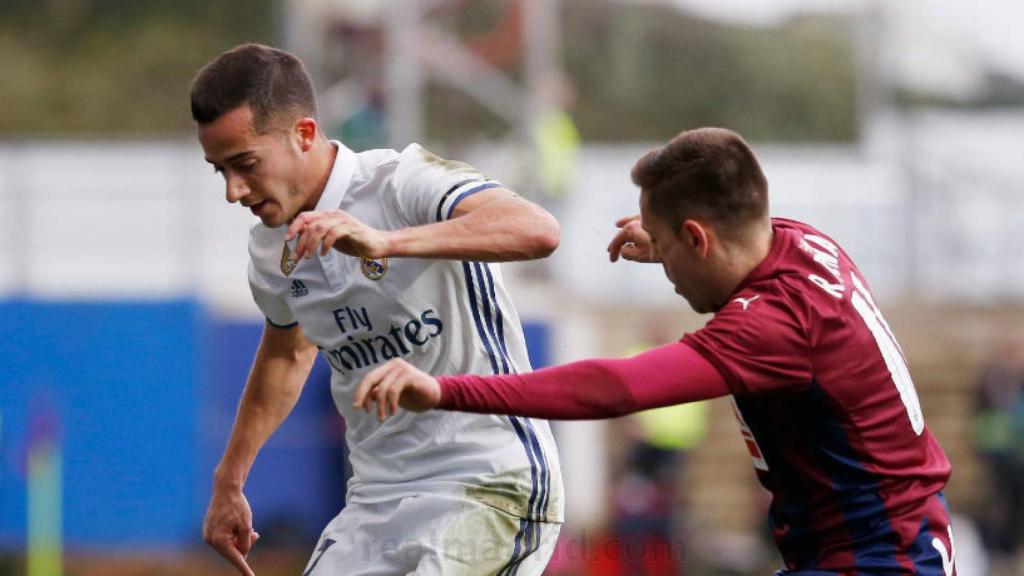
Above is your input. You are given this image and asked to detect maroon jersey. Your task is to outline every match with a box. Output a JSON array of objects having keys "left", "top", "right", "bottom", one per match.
[{"left": 684, "top": 219, "right": 954, "bottom": 575}]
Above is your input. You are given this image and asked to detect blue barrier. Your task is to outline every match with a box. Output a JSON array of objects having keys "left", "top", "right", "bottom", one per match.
[
  {"left": 0, "top": 300, "right": 551, "bottom": 551},
  {"left": 0, "top": 300, "right": 202, "bottom": 549}
]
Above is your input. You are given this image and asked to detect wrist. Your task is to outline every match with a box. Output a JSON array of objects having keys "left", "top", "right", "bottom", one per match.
[
  {"left": 435, "top": 376, "right": 451, "bottom": 409},
  {"left": 382, "top": 228, "right": 414, "bottom": 258},
  {"left": 213, "top": 465, "right": 246, "bottom": 491}
]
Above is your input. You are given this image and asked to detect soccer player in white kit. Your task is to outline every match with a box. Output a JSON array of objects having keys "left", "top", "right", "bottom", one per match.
[{"left": 191, "top": 44, "right": 563, "bottom": 576}]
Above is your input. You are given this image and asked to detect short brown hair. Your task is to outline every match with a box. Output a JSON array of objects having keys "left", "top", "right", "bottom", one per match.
[
  {"left": 632, "top": 128, "right": 768, "bottom": 237},
  {"left": 190, "top": 43, "right": 317, "bottom": 131}
]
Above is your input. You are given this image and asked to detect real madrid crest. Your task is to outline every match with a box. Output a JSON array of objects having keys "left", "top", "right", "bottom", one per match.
[
  {"left": 281, "top": 242, "right": 298, "bottom": 276},
  {"left": 361, "top": 257, "right": 388, "bottom": 281}
]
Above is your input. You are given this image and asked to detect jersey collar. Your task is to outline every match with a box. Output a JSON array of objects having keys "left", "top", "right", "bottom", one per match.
[{"left": 314, "top": 140, "right": 357, "bottom": 212}]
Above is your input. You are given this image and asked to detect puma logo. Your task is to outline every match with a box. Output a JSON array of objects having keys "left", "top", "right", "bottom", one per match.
[{"left": 733, "top": 295, "right": 760, "bottom": 310}]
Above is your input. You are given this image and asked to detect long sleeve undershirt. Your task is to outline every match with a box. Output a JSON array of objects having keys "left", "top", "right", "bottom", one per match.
[{"left": 437, "top": 341, "right": 729, "bottom": 419}]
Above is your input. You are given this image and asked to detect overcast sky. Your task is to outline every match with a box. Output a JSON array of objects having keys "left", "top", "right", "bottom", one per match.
[{"left": 669, "top": 0, "right": 1024, "bottom": 97}]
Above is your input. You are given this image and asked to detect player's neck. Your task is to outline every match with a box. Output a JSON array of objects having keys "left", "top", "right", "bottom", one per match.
[
  {"left": 717, "top": 223, "right": 774, "bottom": 298},
  {"left": 301, "top": 137, "right": 339, "bottom": 211}
]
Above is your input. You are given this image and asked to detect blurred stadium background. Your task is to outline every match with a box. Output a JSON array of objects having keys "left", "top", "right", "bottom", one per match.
[{"left": 2, "top": 0, "right": 1024, "bottom": 575}]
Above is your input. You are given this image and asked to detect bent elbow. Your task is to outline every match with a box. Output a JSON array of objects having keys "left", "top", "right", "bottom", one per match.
[{"left": 527, "top": 214, "right": 560, "bottom": 259}]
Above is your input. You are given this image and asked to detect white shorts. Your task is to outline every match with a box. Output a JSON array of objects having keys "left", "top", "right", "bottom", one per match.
[{"left": 302, "top": 494, "right": 561, "bottom": 576}]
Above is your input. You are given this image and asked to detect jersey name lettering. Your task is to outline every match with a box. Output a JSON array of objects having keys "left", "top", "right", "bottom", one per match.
[
  {"left": 800, "top": 234, "right": 846, "bottom": 299},
  {"left": 322, "top": 308, "right": 444, "bottom": 374},
  {"left": 334, "top": 306, "right": 373, "bottom": 334}
]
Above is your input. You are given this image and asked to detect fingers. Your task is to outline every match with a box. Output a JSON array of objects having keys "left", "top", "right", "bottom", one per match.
[
  {"left": 320, "top": 227, "right": 343, "bottom": 256},
  {"left": 609, "top": 218, "right": 657, "bottom": 263},
  {"left": 354, "top": 361, "right": 396, "bottom": 409},
  {"left": 287, "top": 211, "right": 347, "bottom": 260},
  {"left": 224, "top": 544, "right": 256, "bottom": 576},
  {"left": 203, "top": 489, "right": 258, "bottom": 576},
  {"left": 619, "top": 244, "right": 652, "bottom": 262},
  {"left": 287, "top": 213, "right": 314, "bottom": 260},
  {"left": 371, "top": 367, "right": 405, "bottom": 421},
  {"left": 207, "top": 532, "right": 255, "bottom": 576},
  {"left": 614, "top": 214, "right": 641, "bottom": 228},
  {"left": 386, "top": 378, "right": 404, "bottom": 417},
  {"left": 285, "top": 211, "right": 312, "bottom": 242},
  {"left": 295, "top": 219, "right": 331, "bottom": 261},
  {"left": 608, "top": 215, "right": 644, "bottom": 262},
  {"left": 236, "top": 524, "right": 255, "bottom": 556},
  {"left": 287, "top": 210, "right": 384, "bottom": 260},
  {"left": 607, "top": 226, "right": 634, "bottom": 262},
  {"left": 375, "top": 384, "right": 388, "bottom": 421},
  {"left": 366, "top": 365, "right": 401, "bottom": 421},
  {"left": 353, "top": 359, "right": 415, "bottom": 422}
]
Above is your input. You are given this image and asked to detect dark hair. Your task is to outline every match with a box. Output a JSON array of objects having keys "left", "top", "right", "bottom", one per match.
[
  {"left": 190, "top": 43, "right": 317, "bottom": 132},
  {"left": 631, "top": 127, "right": 768, "bottom": 237}
]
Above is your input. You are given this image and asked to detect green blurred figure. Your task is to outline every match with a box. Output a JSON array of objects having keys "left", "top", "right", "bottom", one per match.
[
  {"left": 973, "top": 334, "right": 1024, "bottom": 569},
  {"left": 533, "top": 73, "right": 580, "bottom": 203}
]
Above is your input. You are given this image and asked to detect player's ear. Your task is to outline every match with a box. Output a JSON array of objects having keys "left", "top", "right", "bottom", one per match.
[
  {"left": 682, "top": 219, "right": 710, "bottom": 258},
  {"left": 294, "top": 117, "right": 318, "bottom": 151}
]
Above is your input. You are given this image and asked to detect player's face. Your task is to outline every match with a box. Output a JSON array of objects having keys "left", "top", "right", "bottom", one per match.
[
  {"left": 640, "top": 192, "right": 717, "bottom": 313},
  {"left": 198, "top": 105, "right": 308, "bottom": 228}
]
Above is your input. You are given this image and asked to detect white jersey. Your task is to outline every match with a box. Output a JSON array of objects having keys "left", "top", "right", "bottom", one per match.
[{"left": 247, "top": 142, "right": 563, "bottom": 523}]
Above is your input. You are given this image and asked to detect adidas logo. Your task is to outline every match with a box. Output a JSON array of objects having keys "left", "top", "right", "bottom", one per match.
[{"left": 290, "top": 279, "right": 309, "bottom": 298}]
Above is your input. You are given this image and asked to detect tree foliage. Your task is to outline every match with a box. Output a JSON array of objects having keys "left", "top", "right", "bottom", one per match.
[
  {"left": 0, "top": 0, "right": 859, "bottom": 141},
  {"left": 0, "top": 0, "right": 276, "bottom": 136},
  {"left": 561, "top": 2, "right": 859, "bottom": 142}
]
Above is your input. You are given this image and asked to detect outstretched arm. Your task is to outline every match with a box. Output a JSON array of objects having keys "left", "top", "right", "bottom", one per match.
[
  {"left": 353, "top": 342, "right": 729, "bottom": 421},
  {"left": 286, "top": 188, "right": 559, "bottom": 263},
  {"left": 203, "top": 322, "right": 317, "bottom": 576}
]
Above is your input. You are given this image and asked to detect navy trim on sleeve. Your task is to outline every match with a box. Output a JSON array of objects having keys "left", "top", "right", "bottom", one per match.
[
  {"left": 435, "top": 178, "right": 480, "bottom": 222},
  {"left": 265, "top": 317, "right": 299, "bottom": 330},
  {"left": 446, "top": 182, "right": 501, "bottom": 220}
]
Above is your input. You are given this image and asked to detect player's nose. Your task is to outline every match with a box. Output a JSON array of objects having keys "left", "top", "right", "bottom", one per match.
[{"left": 225, "top": 174, "right": 250, "bottom": 204}]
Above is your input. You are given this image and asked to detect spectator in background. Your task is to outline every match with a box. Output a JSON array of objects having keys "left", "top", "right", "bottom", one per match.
[
  {"left": 973, "top": 332, "right": 1024, "bottom": 570},
  {"left": 336, "top": 78, "right": 389, "bottom": 152},
  {"left": 533, "top": 72, "right": 580, "bottom": 205}
]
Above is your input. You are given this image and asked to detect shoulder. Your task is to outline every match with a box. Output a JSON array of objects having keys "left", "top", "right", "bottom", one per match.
[
  {"left": 353, "top": 147, "right": 402, "bottom": 179},
  {"left": 765, "top": 219, "right": 852, "bottom": 306},
  {"left": 687, "top": 281, "right": 808, "bottom": 367},
  {"left": 393, "top": 143, "right": 482, "bottom": 188},
  {"left": 714, "top": 280, "right": 809, "bottom": 339},
  {"left": 684, "top": 280, "right": 813, "bottom": 394}
]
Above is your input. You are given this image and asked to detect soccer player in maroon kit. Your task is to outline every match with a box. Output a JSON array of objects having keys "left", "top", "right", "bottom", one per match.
[{"left": 354, "top": 128, "right": 957, "bottom": 575}]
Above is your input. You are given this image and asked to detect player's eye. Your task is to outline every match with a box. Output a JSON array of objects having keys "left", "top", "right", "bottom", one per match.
[
  {"left": 212, "top": 166, "right": 224, "bottom": 175},
  {"left": 237, "top": 159, "right": 258, "bottom": 171}
]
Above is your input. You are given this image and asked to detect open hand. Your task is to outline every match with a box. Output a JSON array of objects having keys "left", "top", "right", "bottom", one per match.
[{"left": 353, "top": 359, "right": 442, "bottom": 422}]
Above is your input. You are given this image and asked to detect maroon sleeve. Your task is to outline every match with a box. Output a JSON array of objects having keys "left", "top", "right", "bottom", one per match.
[
  {"left": 682, "top": 284, "right": 813, "bottom": 395},
  {"left": 436, "top": 342, "right": 729, "bottom": 419}
]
